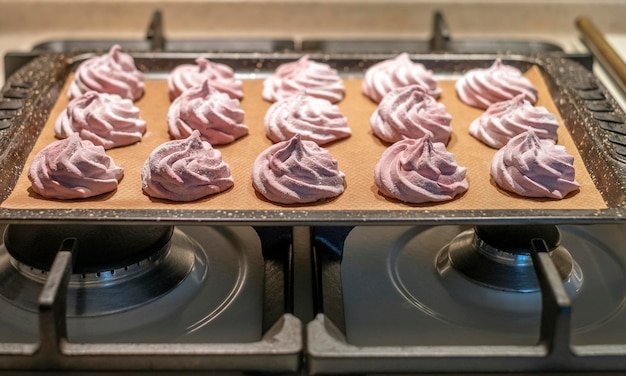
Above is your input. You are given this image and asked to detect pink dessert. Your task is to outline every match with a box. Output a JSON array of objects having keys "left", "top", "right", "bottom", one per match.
[
  {"left": 252, "top": 135, "right": 345, "bottom": 204},
  {"left": 264, "top": 90, "right": 351, "bottom": 145},
  {"left": 168, "top": 57, "right": 243, "bottom": 101},
  {"left": 469, "top": 94, "right": 559, "bottom": 149},
  {"left": 68, "top": 45, "right": 144, "bottom": 101},
  {"left": 491, "top": 130, "right": 579, "bottom": 199},
  {"left": 142, "top": 130, "right": 234, "bottom": 202},
  {"left": 28, "top": 133, "right": 124, "bottom": 199},
  {"left": 54, "top": 91, "right": 146, "bottom": 150},
  {"left": 362, "top": 53, "right": 441, "bottom": 103},
  {"left": 455, "top": 59, "right": 538, "bottom": 109},
  {"left": 262, "top": 55, "right": 345, "bottom": 103},
  {"left": 370, "top": 85, "right": 452, "bottom": 144},
  {"left": 375, "top": 136, "right": 468, "bottom": 204},
  {"left": 167, "top": 80, "right": 248, "bottom": 145}
]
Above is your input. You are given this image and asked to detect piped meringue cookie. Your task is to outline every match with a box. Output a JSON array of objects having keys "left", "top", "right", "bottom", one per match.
[
  {"left": 469, "top": 94, "right": 559, "bottom": 149},
  {"left": 68, "top": 45, "right": 144, "bottom": 101},
  {"left": 141, "top": 130, "right": 234, "bottom": 202},
  {"left": 455, "top": 58, "right": 538, "bottom": 109},
  {"left": 168, "top": 57, "right": 243, "bottom": 101},
  {"left": 491, "top": 130, "right": 579, "bottom": 199},
  {"left": 362, "top": 53, "right": 441, "bottom": 103},
  {"left": 54, "top": 91, "right": 146, "bottom": 150},
  {"left": 252, "top": 135, "right": 345, "bottom": 205},
  {"left": 370, "top": 85, "right": 453, "bottom": 144},
  {"left": 167, "top": 80, "right": 248, "bottom": 145},
  {"left": 264, "top": 90, "right": 351, "bottom": 145},
  {"left": 28, "top": 133, "right": 124, "bottom": 200},
  {"left": 375, "top": 136, "right": 468, "bottom": 204},
  {"left": 262, "top": 55, "right": 345, "bottom": 103}
]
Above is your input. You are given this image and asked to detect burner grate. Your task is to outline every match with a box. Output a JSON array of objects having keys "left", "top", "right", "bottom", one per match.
[
  {"left": 4, "top": 10, "right": 593, "bottom": 82},
  {"left": 304, "top": 10, "right": 564, "bottom": 55}
]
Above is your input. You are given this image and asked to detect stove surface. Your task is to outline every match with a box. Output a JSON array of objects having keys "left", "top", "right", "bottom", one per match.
[
  {"left": 0, "top": 225, "right": 264, "bottom": 343},
  {"left": 343, "top": 224, "right": 626, "bottom": 347},
  {"left": 308, "top": 223, "right": 626, "bottom": 374}
]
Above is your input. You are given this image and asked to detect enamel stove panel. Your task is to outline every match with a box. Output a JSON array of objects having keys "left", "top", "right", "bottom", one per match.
[{"left": 343, "top": 224, "right": 626, "bottom": 347}]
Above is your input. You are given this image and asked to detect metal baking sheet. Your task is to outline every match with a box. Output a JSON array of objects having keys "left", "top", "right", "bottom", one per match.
[{"left": 0, "top": 52, "right": 625, "bottom": 225}]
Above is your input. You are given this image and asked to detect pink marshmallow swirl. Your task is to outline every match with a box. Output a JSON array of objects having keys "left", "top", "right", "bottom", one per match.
[
  {"left": 370, "top": 85, "right": 452, "bottom": 144},
  {"left": 28, "top": 133, "right": 123, "bottom": 199},
  {"left": 142, "top": 130, "right": 234, "bottom": 202},
  {"left": 362, "top": 53, "right": 441, "bottom": 103},
  {"left": 54, "top": 91, "right": 146, "bottom": 150},
  {"left": 167, "top": 80, "right": 248, "bottom": 145},
  {"left": 264, "top": 91, "right": 351, "bottom": 145},
  {"left": 252, "top": 135, "right": 345, "bottom": 204},
  {"left": 375, "top": 136, "right": 468, "bottom": 204},
  {"left": 262, "top": 55, "right": 345, "bottom": 103},
  {"left": 469, "top": 94, "right": 559, "bottom": 149},
  {"left": 491, "top": 130, "right": 579, "bottom": 199},
  {"left": 168, "top": 57, "right": 243, "bottom": 101},
  {"left": 68, "top": 45, "right": 144, "bottom": 101},
  {"left": 455, "top": 58, "right": 538, "bottom": 109}
]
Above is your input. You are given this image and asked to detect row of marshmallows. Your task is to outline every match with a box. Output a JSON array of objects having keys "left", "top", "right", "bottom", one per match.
[
  {"left": 28, "top": 46, "right": 345, "bottom": 203},
  {"left": 28, "top": 46, "right": 579, "bottom": 204},
  {"left": 369, "top": 55, "right": 580, "bottom": 202},
  {"left": 261, "top": 53, "right": 580, "bottom": 203},
  {"left": 259, "top": 53, "right": 579, "bottom": 202}
]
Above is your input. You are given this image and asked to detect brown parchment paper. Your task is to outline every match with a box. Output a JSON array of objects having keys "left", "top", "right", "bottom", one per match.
[{"left": 1, "top": 67, "right": 607, "bottom": 211}]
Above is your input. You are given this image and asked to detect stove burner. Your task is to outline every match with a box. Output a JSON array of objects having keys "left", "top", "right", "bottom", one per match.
[
  {"left": 0, "top": 225, "right": 197, "bottom": 316},
  {"left": 3, "top": 224, "right": 173, "bottom": 273},
  {"left": 342, "top": 225, "right": 626, "bottom": 347},
  {"left": 0, "top": 226, "right": 262, "bottom": 344},
  {"left": 437, "top": 225, "right": 580, "bottom": 293}
]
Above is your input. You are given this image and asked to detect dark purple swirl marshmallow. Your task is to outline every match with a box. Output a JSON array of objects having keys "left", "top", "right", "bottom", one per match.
[
  {"left": 375, "top": 136, "right": 468, "bottom": 204},
  {"left": 362, "top": 53, "right": 441, "bottom": 103},
  {"left": 455, "top": 58, "right": 537, "bottom": 109},
  {"left": 54, "top": 91, "right": 146, "bottom": 150},
  {"left": 28, "top": 133, "right": 123, "bottom": 199},
  {"left": 252, "top": 135, "right": 345, "bottom": 204},
  {"left": 370, "top": 85, "right": 452, "bottom": 144},
  {"left": 491, "top": 130, "right": 579, "bottom": 199},
  {"left": 167, "top": 80, "right": 248, "bottom": 145},
  {"left": 262, "top": 55, "right": 345, "bottom": 103},
  {"left": 469, "top": 94, "right": 559, "bottom": 149},
  {"left": 142, "top": 130, "right": 234, "bottom": 202},
  {"left": 168, "top": 57, "right": 243, "bottom": 101},
  {"left": 264, "top": 91, "right": 350, "bottom": 145},
  {"left": 68, "top": 45, "right": 144, "bottom": 101}
]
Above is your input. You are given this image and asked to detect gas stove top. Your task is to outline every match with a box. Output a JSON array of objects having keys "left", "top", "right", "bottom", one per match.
[
  {"left": 4, "top": 222, "right": 626, "bottom": 374},
  {"left": 0, "top": 224, "right": 268, "bottom": 343},
  {"left": 0, "top": 223, "right": 300, "bottom": 373},
  {"left": 309, "top": 223, "right": 626, "bottom": 373},
  {"left": 2, "top": 7, "right": 626, "bottom": 375}
]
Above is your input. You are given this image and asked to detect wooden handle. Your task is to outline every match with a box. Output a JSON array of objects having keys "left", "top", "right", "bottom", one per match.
[{"left": 576, "top": 16, "right": 626, "bottom": 92}]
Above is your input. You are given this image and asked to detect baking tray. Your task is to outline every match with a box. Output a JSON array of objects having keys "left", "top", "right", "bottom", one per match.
[{"left": 1, "top": 52, "right": 625, "bottom": 225}]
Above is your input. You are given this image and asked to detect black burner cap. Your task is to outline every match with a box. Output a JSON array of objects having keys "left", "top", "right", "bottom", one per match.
[
  {"left": 474, "top": 224, "right": 560, "bottom": 254},
  {"left": 4, "top": 224, "right": 174, "bottom": 274}
]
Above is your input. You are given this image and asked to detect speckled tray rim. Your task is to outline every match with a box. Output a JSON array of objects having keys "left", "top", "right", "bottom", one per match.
[{"left": 0, "top": 52, "right": 625, "bottom": 225}]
